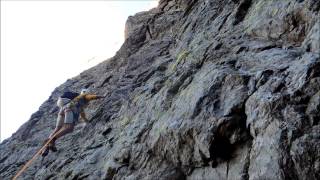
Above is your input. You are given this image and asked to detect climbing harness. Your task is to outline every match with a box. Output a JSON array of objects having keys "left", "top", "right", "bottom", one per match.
[{"left": 12, "top": 127, "right": 65, "bottom": 180}]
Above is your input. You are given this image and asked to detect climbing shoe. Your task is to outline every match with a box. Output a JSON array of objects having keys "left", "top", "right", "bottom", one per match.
[
  {"left": 48, "top": 143, "right": 57, "bottom": 152},
  {"left": 48, "top": 137, "right": 57, "bottom": 152},
  {"left": 41, "top": 147, "right": 49, "bottom": 157}
]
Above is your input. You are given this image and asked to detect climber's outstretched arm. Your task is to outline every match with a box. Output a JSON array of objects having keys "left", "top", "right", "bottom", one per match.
[{"left": 85, "top": 94, "right": 105, "bottom": 101}]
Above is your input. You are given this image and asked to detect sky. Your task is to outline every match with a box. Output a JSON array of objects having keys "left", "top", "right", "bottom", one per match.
[{"left": 1, "top": 0, "right": 158, "bottom": 142}]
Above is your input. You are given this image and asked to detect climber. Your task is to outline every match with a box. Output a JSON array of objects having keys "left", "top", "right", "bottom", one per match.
[{"left": 42, "top": 89, "right": 106, "bottom": 156}]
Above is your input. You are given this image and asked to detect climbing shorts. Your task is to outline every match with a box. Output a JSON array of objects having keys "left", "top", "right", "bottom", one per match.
[
  {"left": 56, "top": 108, "right": 65, "bottom": 127},
  {"left": 64, "top": 108, "right": 75, "bottom": 124}
]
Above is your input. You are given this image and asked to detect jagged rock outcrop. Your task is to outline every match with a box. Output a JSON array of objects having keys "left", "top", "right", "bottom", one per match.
[{"left": 1, "top": 0, "right": 319, "bottom": 179}]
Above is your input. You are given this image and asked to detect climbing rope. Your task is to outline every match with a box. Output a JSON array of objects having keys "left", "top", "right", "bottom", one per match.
[{"left": 12, "top": 127, "right": 65, "bottom": 180}]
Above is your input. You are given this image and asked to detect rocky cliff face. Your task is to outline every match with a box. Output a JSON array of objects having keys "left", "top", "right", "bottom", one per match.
[{"left": 1, "top": 0, "right": 319, "bottom": 179}]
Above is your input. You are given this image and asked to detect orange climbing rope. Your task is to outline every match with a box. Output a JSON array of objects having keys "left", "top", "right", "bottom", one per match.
[{"left": 12, "top": 128, "right": 65, "bottom": 180}]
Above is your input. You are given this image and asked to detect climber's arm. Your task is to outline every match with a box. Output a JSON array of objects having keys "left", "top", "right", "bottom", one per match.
[{"left": 85, "top": 94, "right": 105, "bottom": 101}]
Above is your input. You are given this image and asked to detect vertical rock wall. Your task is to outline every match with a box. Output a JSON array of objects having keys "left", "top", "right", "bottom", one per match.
[{"left": 1, "top": 0, "right": 319, "bottom": 179}]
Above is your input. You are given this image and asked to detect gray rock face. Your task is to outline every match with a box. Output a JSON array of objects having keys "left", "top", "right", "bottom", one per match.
[{"left": 1, "top": 0, "right": 319, "bottom": 179}]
